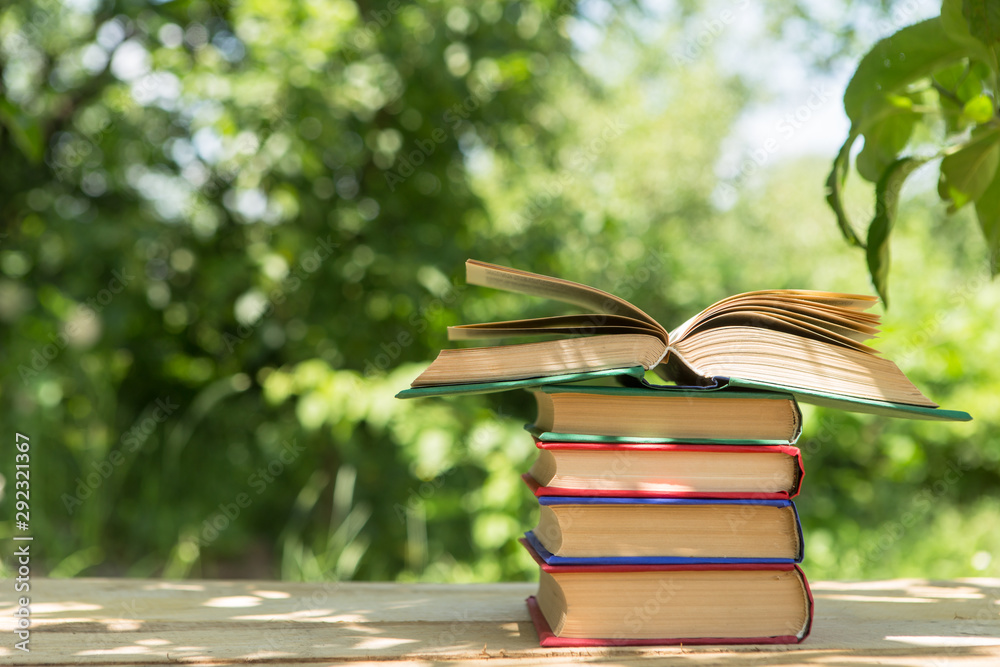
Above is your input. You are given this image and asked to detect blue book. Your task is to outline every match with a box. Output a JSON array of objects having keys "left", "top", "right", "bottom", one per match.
[{"left": 528, "top": 496, "right": 804, "bottom": 564}]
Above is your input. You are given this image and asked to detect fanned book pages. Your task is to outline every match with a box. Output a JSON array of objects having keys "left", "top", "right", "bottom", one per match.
[{"left": 397, "top": 260, "right": 971, "bottom": 422}]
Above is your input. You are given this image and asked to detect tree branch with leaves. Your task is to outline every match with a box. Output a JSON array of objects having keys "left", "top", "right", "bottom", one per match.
[{"left": 826, "top": 0, "right": 1000, "bottom": 304}]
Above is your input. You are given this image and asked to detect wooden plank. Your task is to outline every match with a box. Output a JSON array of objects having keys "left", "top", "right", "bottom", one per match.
[{"left": 1, "top": 578, "right": 998, "bottom": 665}]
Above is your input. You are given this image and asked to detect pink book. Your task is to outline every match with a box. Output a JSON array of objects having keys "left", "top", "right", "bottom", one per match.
[{"left": 526, "top": 441, "right": 805, "bottom": 499}]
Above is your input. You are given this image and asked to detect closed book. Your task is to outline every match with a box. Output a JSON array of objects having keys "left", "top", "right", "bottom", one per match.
[
  {"left": 525, "top": 441, "right": 804, "bottom": 499},
  {"left": 528, "top": 496, "right": 804, "bottom": 564},
  {"left": 521, "top": 538, "right": 813, "bottom": 646},
  {"left": 527, "top": 385, "right": 803, "bottom": 445}
]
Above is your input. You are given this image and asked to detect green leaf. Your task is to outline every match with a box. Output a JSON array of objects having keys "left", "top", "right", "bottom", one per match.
[
  {"left": 963, "top": 0, "right": 1000, "bottom": 46},
  {"left": 963, "top": 93, "right": 996, "bottom": 122},
  {"left": 943, "top": 0, "right": 995, "bottom": 62},
  {"left": 844, "top": 18, "right": 972, "bottom": 125},
  {"left": 856, "top": 111, "right": 919, "bottom": 182},
  {"left": 0, "top": 98, "right": 45, "bottom": 164},
  {"left": 956, "top": 68, "right": 985, "bottom": 103},
  {"left": 973, "top": 162, "right": 1000, "bottom": 275},
  {"left": 943, "top": 65, "right": 991, "bottom": 132},
  {"left": 931, "top": 61, "right": 976, "bottom": 133},
  {"left": 866, "top": 157, "right": 928, "bottom": 305},
  {"left": 832, "top": 16, "right": 977, "bottom": 248},
  {"left": 826, "top": 129, "right": 865, "bottom": 247},
  {"left": 933, "top": 60, "right": 969, "bottom": 92},
  {"left": 937, "top": 127, "right": 1000, "bottom": 211}
]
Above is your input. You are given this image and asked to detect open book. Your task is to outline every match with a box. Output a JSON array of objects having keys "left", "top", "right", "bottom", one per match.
[{"left": 398, "top": 260, "right": 971, "bottom": 421}]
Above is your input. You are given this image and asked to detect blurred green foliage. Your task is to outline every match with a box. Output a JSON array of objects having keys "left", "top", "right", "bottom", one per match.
[{"left": 0, "top": 0, "right": 998, "bottom": 584}]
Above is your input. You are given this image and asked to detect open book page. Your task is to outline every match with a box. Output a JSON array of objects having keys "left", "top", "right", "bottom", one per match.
[
  {"left": 692, "top": 297, "right": 882, "bottom": 330},
  {"left": 410, "top": 334, "right": 667, "bottom": 386},
  {"left": 668, "top": 326, "right": 936, "bottom": 407},
  {"left": 669, "top": 291, "right": 880, "bottom": 344},
  {"left": 682, "top": 312, "right": 878, "bottom": 353},
  {"left": 698, "top": 289, "right": 879, "bottom": 312},
  {"left": 692, "top": 305, "right": 880, "bottom": 343},
  {"left": 448, "top": 314, "right": 667, "bottom": 342},
  {"left": 466, "top": 260, "right": 664, "bottom": 331}
]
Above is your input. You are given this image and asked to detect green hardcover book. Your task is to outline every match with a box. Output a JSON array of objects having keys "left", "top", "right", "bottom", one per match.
[
  {"left": 397, "top": 260, "right": 971, "bottom": 423},
  {"left": 396, "top": 366, "right": 645, "bottom": 399}
]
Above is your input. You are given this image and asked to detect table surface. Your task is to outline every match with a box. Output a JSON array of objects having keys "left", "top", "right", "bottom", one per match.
[{"left": 1, "top": 577, "right": 999, "bottom": 666}]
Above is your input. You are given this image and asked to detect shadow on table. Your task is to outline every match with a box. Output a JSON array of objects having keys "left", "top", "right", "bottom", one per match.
[{"left": 2, "top": 578, "right": 998, "bottom": 663}]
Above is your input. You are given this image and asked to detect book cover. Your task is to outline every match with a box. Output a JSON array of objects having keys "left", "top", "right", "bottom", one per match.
[
  {"left": 526, "top": 496, "right": 804, "bottom": 564},
  {"left": 719, "top": 375, "right": 973, "bottom": 421},
  {"left": 526, "top": 384, "right": 804, "bottom": 445},
  {"left": 520, "top": 538, "right": 814, "bottom": 646},
  {"left": 613, "top": 370, "right": 974, "bottom": 422},
  {"left": 524, "top": 594, "right": 811, "bottom": 647},
  {"left": 525, "top": 424, "right": 802, "bottom": 446},
  {"left": 400, "top": 364, "right": 972, "bottom": 422},
  {"left": 395, "top": 365, "right": 645, "bottom": 399},
  {"left": 522, "top": 440, "right": 804, "bottom": 500}
]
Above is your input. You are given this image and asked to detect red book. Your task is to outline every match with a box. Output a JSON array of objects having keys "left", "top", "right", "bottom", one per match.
[
  {"left": 521, "top": 538, "right": 813, "bottom": 646},
  {"left": 526, "top": 441, "right": 804, "bottom": 500}
]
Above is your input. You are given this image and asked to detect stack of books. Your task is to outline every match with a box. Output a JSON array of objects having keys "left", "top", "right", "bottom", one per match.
[
  {"left": 519, "top": 385, "right": 812, "bottom": 645},
  {"left": 397, "top": 260, "right": 971, "bottom": 646}
]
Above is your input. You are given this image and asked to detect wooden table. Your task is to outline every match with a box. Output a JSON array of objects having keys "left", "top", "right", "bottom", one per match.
[{"left": 2, "top": 578, "right": 999, "bottom": 665}]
